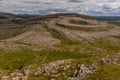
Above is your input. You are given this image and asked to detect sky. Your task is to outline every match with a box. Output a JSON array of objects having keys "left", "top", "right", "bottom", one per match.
[{"left": 0, "top": 0, "right": 120, "bottom": 16}]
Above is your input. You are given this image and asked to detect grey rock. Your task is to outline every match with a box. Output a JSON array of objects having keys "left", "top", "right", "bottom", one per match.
[
  {"left": 12, "top": 76, "right": 20, "bottom": 80},
  {"left": 99, "top": 58, "right": 112, "bottom": 64},
  {"left": 2, "top": 76, "right": 10, "bottom": 80},
  {"left": 52, "top": 73, "right": 61, "bottom": 78},
  {"left": 68, "top": 64, "right": 95, "bottom": 80},
  {"left": 22, "top": 76, "right": 27, "bottom": 80}
]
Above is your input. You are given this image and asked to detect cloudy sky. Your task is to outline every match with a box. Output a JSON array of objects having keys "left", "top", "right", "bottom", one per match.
[{"left": 0, "top": 0, "right": 120, "bottom": 16}]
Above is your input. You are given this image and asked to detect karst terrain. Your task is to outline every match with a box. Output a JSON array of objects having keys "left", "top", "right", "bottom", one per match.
[{"left": 0, "top": 13, "right": 120, "bottom": 80}]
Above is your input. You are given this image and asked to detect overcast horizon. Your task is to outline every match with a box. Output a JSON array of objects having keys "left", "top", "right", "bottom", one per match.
[{"left": 0, "top": 0, "right": 120, "bottom": 16}]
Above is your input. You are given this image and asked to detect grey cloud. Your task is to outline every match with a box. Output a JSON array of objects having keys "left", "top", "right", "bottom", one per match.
[
  {"left": 67, "top": 0, "right": 84, "bottom": 3},
  {"left": 0, "top": 0, "right": 120, "bottom": 16}
]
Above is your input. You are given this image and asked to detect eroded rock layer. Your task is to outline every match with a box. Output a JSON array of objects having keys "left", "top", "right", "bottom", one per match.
[{"left": 0, "top": 13, "right": 120, "bottom": 46}]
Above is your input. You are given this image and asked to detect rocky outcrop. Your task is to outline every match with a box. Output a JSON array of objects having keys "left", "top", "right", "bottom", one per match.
[
  {"left": 67, "top": 64, "right": 97, "bottom": 80},
  {"left": 47, "top": 15, "right": 120, "bottom": 42},
  {"left": 56, "top": 17, "right": 108, "bottom": 31},
  {"left": 0, "top": 13, "right": 120, "bottom": 47},
  {"left": 2, "top": 59, "right": 74, "bottom": 80},
  {"left": 99, "top": 53, "right": 120, "bottom": 65}
]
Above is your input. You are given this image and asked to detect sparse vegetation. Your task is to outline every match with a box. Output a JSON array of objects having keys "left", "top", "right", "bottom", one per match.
[
  {"left": 0, "top": 16, "right": 8, "bottom": 19},
  {"left": 0, "top": 26, "right": 26, "bottom": 40},
  {"left": 11, "top": 19, "right": 23, "bottom": 24}
]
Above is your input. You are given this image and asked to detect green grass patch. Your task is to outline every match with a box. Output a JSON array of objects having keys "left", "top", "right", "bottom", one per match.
[
  {"left": 85, "top": 64, "right": 120, "bottom": 80},
  {"left": 0, "top": 51, "right": 35, "bottom": 72},
  {"left": 0, "top": 48, "right": 105, "bottom": 75}
]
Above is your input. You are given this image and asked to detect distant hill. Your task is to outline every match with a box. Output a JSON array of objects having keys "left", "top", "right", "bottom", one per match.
[
  {"left": 93, "top": 16, "right": 120, "bottom": 20},
  {"left": 0, "top": 12, "right": 120, "bottom": 45}
]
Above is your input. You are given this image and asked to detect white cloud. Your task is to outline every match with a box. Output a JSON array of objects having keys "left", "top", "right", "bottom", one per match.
[{"left": 0, "top": 0, "right": 120, "bottom": 16}]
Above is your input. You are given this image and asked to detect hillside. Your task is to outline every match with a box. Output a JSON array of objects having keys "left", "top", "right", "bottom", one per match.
[{"left": 0, "top": 13, "right": 120, "bottom": 80}]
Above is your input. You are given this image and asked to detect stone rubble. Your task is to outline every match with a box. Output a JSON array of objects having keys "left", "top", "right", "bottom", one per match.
[
  {"left": 2, "top": 76, "right": 10, "bottom": 80},
  {"left": 99, "top": 58, "right": 112, "bottom": 64},
  {"left": 67, "top": 64, "right": 97, "bottom": 80},
  {"left": 2, "top": 59, "right": 74, "bottom": 80},
  {"left": 99, "top": 54, "right": 120, "bottom": 65},
  {"left": 2, "top": 70, "right": 25, "bottom": 80}
]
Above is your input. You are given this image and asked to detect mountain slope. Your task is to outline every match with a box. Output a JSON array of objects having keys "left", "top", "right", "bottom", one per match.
[{"left": 0, "top": 13, "right": 120, "bottom": 47}]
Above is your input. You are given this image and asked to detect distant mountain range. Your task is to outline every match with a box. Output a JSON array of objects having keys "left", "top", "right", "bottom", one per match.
[{"left": 93, "top": 16, "right": 120, "bottom": 20}]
